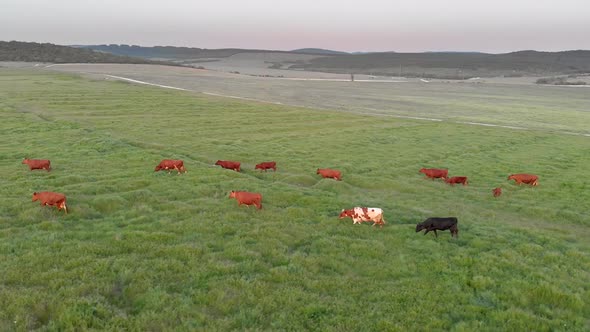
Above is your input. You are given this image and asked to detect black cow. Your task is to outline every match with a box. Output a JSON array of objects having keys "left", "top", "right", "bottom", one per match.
[{"left": 416, "top": 217, "right": 458, "bottom": 238}]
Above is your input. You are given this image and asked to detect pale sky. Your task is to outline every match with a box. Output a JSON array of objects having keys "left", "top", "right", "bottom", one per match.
[{"left": 2, "top": 0, "right": 589, "bottom": 53}]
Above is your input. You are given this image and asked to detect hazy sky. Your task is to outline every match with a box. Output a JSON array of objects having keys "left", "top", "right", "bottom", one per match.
[{"left": 2, "top": 0, "right": 589, "bottom": 53}]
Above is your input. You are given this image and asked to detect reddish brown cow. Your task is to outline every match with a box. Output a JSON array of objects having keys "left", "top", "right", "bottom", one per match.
[
  {"left": 155, "top": 159, "right": 186, "bottom": 174},
  {"left": 22, "top": 158, "right": 51, "bottom": 172},
  {"left": 508, "top": 173, "right": 538, "bottom": 186},
  {"left": 419, "top": 168, "right": 448, "bottom": 180},
  {"left": 216, "top": 160, "right": 241, "bottom": 172},
  {"left": 255, "top": 161, "right": 277, "bottom": 172},
  {"left": 492, "top": 187, "right": 502, "bottom": 197},
  {"left": 229, "top": 191, "right": 262, "bottom": 209},
  {"left": 32, "top": 191, "right": 67, "bottom": 213},
  {"left": 445, "top": 176, "right": 468, "bottom": 186},
  {"left": 316, "top": 168, "right": 342, "bottom": 181}
]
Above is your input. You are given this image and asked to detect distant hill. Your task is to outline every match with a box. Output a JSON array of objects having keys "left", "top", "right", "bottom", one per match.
[
  {"left": 290, "top": 48, "right": 348, "bottom": 55},
  {"left": 0, "top": 41, "right": 174, "bottom": 65},
  {"left": 68, "top": 44, "right": 590, "bottom": 79},
  {"left": 78, "top": 44, "right": 340, "bottom": 60}
]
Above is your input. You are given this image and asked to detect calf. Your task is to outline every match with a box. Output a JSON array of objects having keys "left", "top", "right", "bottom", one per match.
[
  {"left": 216, "top": 160, "right": 241, "bottom": 172},
  {"left": 155, "top": 159, "right": 186, "bottom": 174},
  {"left": 22, "top": 158, "right": 51, "bottom": 172},
  {"left": 229, "top": 191, "right": 262, "bottom": 209},
  {"left": 419, "top": 168, "right": 448, "bottom": 180},
  {"left": 32, "top": 191, "right": 67, "bottom": 214},
  {"left": 492, "top": 187, "right": 502, "bottom": 197},
  {"left": 316, "top": 168, "right": 342, "bottom": 181},
  {"left": 339, "top": 207, "right": 386, "bottom": 228},
  {"left": 255, "top": 161, "right": 277, "bottom": 172},
  {"left": 445, "top": 176, "right": 468, "bottom": 186},
  {"left": 416, "top": 217, "right": 458, "bottom": 238},
  {"left": 508, "top": 173, "right": 538, "bottom": 186}
]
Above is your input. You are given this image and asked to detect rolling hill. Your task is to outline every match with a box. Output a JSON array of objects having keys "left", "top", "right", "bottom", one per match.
[
  {"left": 292, "top": 50, "right": 590, "bottom": 78},
  {"left": 0, "top": 41, "right": 174, "bottom": 65}
]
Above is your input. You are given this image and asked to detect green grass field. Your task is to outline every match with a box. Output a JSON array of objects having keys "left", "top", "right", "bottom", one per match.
[{"left": 1, "top": 69, "right": 589, "bottom": 331}]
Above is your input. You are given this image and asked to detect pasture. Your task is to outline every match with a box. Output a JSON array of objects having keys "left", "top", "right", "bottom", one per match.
[{"left": 0, "top": 69, "right": 589, "bottom": 331}]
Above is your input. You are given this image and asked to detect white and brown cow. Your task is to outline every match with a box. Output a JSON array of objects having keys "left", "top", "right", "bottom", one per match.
[{"left": 339, "top": 207, "right": 386, "bottom": 228}]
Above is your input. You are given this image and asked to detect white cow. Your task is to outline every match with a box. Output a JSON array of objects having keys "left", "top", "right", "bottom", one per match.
[{"left": 339, "top": 207, "right": 385, "bottom": 228}]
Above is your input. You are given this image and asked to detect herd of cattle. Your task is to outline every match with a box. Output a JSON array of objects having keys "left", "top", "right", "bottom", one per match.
[{"left": 23, "top": 157, "right": 539, "bottom": 238}]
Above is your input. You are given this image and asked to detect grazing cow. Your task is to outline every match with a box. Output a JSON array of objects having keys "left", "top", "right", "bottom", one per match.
[
  {"left": 445, "top": 176, "right": 468, "bottom": 186},
  {"left": 419, "top": 168, "right": 448, "bottom": 180},
  {"left": 154, "top": 159, "right": 186, "bottom": 174},
  {"left": 316, "top": 168, "right": 342, "bottom": 181},
  {"left": 416, "top": 217, "right": 458, "bottom": 238},
  {"left": 508, "top": 173, "right": 538, "bottom": 186},
  {"left": 255, "top": 161, "right": 277, "bottom": 172},
  {"left": 32, "top": 191, "right": 67, "bottom": 214},
  {"left": 216, "top": 160, "right": 241, "bottom": 172},
  {"left": 229, "top": 191, "right": 262, "bottom": 209},
  {"left": 22, "top": 158, "right": 51, "bottom": 172},
  {"left": 492, "top": 187, "right": 502, "bottom": 197},
  {"left": 339, "top": 207, "right": 386, "bottom": 228}
]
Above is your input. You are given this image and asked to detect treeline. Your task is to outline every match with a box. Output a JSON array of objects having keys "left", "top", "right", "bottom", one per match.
[
  {"left": 535, "top": 76, "right": 587, "bottom": 85},
  {"left": 0, "top": 41, "right": 177, "bottom": 65}
]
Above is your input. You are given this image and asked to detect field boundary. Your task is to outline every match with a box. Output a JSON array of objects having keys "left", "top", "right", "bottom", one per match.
[{"left": 101, "top": 74, "right": 590, "bottom": 138}]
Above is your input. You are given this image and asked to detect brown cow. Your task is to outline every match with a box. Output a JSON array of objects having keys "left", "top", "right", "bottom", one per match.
[
  {"left": 419, "top": 168, "right": 448, "bottom": 180},
  {"left": 492, "top": 187, "right": 502, "bottom": 197},
  {"left": 255, "top": 161, "right": 277, "bottom": 172},
  {"left": 32, "top": 191, "right": 67, "bottom": 214},
  {"left": 445, "top": 176, "right": 468, "bottom": 186},
  {"left": 508, "top": 173, "right": 538, "bottom": 186},
  {"left": 22, "top": 158, "right": 51, "bottom": 172},
  {"left": 216, "top": 160, "right": 241, "bottom": 172},
  {"left": 339, "top": 207, "right": 386, "bottom": 228},
  {"left": 155, "top": 159, "right": 186, "bottom": 174},
  {"left": 229, "top": 191, "right": 262, "bottom": 209},
  {"left": 317, "top": 168, "right": 342, "bottom": 181}
]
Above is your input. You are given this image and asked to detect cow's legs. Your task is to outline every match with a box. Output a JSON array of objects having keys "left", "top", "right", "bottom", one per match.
[
  {"left": 450, "top": 225, "right": 458, "bottom": 238},
  {"left": 433, "top": 229, "right": 438, "bottom": 237},
  {"left": 424, "top": 229, "right": 430, "bottom": 235}
]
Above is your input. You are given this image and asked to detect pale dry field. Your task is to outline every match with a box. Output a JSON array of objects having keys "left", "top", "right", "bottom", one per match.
[{"left": 45, "top": 63, "right": 590, "bottom": 135}]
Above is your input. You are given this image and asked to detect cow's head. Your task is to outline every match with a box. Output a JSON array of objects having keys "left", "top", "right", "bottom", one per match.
[
  {"left": 415, "top": 223, "right": 426, "bottom": 232},
  {"left": 255, "top": 164, "right": 262, "bottom": 170},
  {"left": 154, "top": 165, "right": 162, "bottom": 172},
  {"left": 339, "top": 209, "right": 353, "bottom": 219},
  {"left": 32, "top": 192, "right": 39, "bottom": 202},
  {"left": 22, "top": 158, "right": 29, "bottom": 164},
  {"left": 229, "top": 191, "right": 236, "bottom": 199},
  {"left": 507, "top": 174, "right": 514, "bottom": 180},
  {"left": 419, "top": 168, "right": 426, "bottom": 174},
  {"left": 215, "top": 160, "right": 222, "bottom": 166},
  {"left": 316, "top": 168, "right": 321, "bottom": 174}
]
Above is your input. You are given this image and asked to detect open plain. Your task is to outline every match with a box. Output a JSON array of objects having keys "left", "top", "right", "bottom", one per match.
[{"left": 1, "top": 65, "right": 589, "bottom": 330}]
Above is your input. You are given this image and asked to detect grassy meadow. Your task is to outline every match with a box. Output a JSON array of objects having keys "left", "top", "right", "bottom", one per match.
[{"left": 0, "top": 69, "right": 589, "bottom": 331}]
